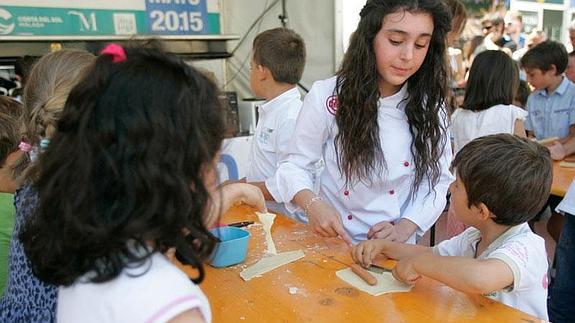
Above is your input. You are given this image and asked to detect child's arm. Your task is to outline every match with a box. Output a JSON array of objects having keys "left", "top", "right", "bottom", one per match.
[
  {"left": 559, "top": 124, "right": 575, "bottom": 144},
  {"left": 246, "top": 181, "right": 275, "bottom": 201},
  {"left": 293, "top": 189, "right": 353, "bottom": 245},
  {"left": 352, "top": 239, "right": 431, "bottom": 267},
  {"left": 207, "top": 183, "right": 266, "bottom": 224},
  {"left": 168, "top": 309, "right": 205, "bottom": 323},
  {"left": 513, "top": 119, "right": 527, "bottom": 138},
  {"left": 395, "top": 252, "right": 514, "bottom": 294},
  {"left": 367, "top": 219, "right": 419, "bottom": 243}
]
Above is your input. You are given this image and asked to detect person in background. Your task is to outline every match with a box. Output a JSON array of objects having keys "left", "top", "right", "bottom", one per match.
[
  {"left": 21, "top": 45, "right": 265, "bottom": 323},
  {"left": 444, "top": 0, "right": 467, "bottom": 88},
  {"left": 513, "top": 80, "right": 531, "bottom": 108},
  {"left": 353, "top": 134, "right": 551, "bottom": 321},
  {"left": 565, "top": 51, "right": 575, "bottom": 83},
  {"left": 244, "top": 27, "right": 308, "bottom": 223},
  {"left": 451, "top": 50, "right": 526, "bottom": 155},
  {"left": 512, "top": 28, "right": 547, "bottom": 62},
  {"left": 548, "top": 180, "right": 575, "bottom": 323},
  {"left": 520, "top": 40, "right": 575, "bottom": 245},
  {"left": 504, "top": 11, "right": 526, "bottom": 51},
  {"left": 0, "top": 49, "right": 95, "bottom": 323},
  {"left": 11, "top": 56, "right": 36, "bottom": 101},
  {"left": 0, "top": 96, "right": 23, "bottom": 298},
  {"left": 463, "top": 34, "right": 485, "bottom": 72},
  {"left": 448, "top": 50, "right": 526, "bottom": 236},
  {"left": 477, "top": 13, "right": 516, "bottom": 54},
  {"left": 274, "top": 0, "right": 454, "bottom": 244},
  {"left": 521, "top": 41, "right": 575, "bottom": 144},
  {"left": 566, "top": 19, "right": 575, "bottom": 53}
]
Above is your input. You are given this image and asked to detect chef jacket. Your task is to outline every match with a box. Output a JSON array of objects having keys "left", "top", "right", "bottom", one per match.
[{"left": 275, "top": 76, "right": 455, "bottom": 243}]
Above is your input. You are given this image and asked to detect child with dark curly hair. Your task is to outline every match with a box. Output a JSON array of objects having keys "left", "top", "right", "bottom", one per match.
[{"left": 20, "top": 45, "right": 264, "bottom": 323}]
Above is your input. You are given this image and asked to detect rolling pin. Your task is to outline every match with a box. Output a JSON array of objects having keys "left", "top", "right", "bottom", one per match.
[{"left": 350, "top": 264, "right": 378, "bottom": 286}]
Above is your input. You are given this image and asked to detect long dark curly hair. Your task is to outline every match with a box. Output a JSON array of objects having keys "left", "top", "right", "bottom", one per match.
[
  {"left": 335, "top": 0, "right": 451, "bottom": 193},
  {"left": 21, "top": 46, "right": 225, "bottom": 286}
]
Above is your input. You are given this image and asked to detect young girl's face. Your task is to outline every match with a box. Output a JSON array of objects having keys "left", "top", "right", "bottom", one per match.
[{"left": 373, "top": 10, "right": 434, "bottom": 97}]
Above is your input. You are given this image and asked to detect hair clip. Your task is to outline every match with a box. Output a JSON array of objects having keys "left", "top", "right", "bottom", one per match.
[
  {"left": 18, "top": 141, "right": 32, "bottom": 153},
  {"left": 40, "top": 138, "right": 50, "bottom": 152},
  {"left": 100, "top": 43, "right": 127, "bottom": 63}
]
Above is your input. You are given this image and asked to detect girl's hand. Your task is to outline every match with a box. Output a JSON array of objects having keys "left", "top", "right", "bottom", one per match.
[
  {"left": 367, "top": 219, "right": 417, "bottom": 242},
  {"left": 392, "top": 256, "right": 421, "bottom": 285},
  {"left": 222, "top": 183, "right": 266, "bottom": 213},
  {"left": 308, "top": 200, "right": 353, "bottom": 245},
  {"left": 351, "top": 240, "right": 387, "bottom": 268}
]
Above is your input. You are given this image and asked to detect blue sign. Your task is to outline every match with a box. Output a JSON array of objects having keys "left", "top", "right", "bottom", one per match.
[{"left": 145, "top": 0, "right": 208, "bottom": 35}]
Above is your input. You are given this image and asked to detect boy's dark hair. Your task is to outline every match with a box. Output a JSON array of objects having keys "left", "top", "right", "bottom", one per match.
[
  {"left": 514, "top": 80, "right": 531, "bottom": 108},
  {"left": 0, "top": 96, "right": 23, "bottom": 166},
  {"left": 463, "top": 50, "right": 518, "bottom": 111},
  {"left": 452, "top": 134, "right": 552, "bottom": 226},
  {"left": 252, "top": 27, "right": 306, "bottom": 84},
  {"left": 520, "top": 40, "right": 568, "bottom": 74},
  {"left": 21, "top": 46, "right": 225, "bottom": 286}
]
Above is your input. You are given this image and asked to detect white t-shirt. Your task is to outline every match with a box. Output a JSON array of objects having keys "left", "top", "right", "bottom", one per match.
[
  {"left": 58, "top": 252, "right": 211, "bottom": 323},
  {"left": 433, "top": 223, "right": 548, "bottom": 320},
  {"left": 451, "top": 104, "right": 528, "bottom": 155}
]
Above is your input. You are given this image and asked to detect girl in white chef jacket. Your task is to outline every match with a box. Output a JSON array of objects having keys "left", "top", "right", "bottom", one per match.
[{"left": 275, "top": 0, "right": 455, "bottom": 244}]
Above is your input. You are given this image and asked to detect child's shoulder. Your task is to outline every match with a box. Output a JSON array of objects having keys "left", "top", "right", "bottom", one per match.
[
  {"left": 310, "top": 75, "right": 338, "bottom": 93},
  {"left": 488, "top": 223, "right": 546, "bottom": 259}
]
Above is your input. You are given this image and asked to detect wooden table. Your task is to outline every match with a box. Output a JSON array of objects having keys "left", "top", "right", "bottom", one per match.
[
  {"left": 552, "top": 159, "right": 575, "bottom": 197},
  {"left": 180, "top": 205, "right": 542, "bottom": 323}
]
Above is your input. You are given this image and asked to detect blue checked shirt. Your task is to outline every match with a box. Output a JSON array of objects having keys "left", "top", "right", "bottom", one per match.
[{"left": 525, "top": 77, "right": 575, "bottom": 140}]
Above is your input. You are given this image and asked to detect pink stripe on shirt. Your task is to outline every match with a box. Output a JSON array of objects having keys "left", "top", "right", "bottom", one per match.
[{"left": 145, "top": 295, "right": 201, "bottom": 323}]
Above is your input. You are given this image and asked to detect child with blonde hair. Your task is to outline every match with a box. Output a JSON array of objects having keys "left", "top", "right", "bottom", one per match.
[{"left": 0, "top": 49, "right": 96, "bottom": 322}]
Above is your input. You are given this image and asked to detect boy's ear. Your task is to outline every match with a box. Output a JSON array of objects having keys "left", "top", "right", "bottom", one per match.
[
  {"left": 476, "top": 202, "right": 493, "bottom": 221},
  {"left": 548, "top": 64, "right": 558, "bottom": 75},
  {"left": 257, "top": 65, "right": 271, "bottom": 81}
]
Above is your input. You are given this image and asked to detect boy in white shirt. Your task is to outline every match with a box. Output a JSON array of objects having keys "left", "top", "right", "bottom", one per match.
[
  {"left": 353, "top": 134, "right": 551, "bottom": 320},
  {"left": 245, "top": 28, "right": 307, "bottom": 222}
]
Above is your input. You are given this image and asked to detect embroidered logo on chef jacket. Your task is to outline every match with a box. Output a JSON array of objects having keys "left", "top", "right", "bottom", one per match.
[
  {"left": 258, "top": 127, "right": 274, "bottom": 145},
  {"left": 326, "top": 95, "right": 338, "bottom": 115}
]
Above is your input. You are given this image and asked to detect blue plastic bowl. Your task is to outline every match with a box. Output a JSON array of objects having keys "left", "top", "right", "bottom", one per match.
[{"left": 209, "top": 226, "right": 250, "bottom": 267}]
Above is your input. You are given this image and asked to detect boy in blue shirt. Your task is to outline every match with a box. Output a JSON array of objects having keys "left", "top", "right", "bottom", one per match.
[
  {"left": 521, "top": 40, "right": 575, "bottom": 241},
  {"left": 521, "top": 40, "right": 575, "bottom": 141}
]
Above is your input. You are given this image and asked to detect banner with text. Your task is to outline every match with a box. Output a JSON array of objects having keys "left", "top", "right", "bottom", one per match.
[{"left": 0, "top": 0, "right": 220, "bottom": 36}]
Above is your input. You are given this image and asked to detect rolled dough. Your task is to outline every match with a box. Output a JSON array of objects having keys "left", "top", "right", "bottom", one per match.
[
  {"left": 240, "top": 250, "right": 305, "bottom": 281},
  {"left": 336, "top": 267, "right": 413, "bottom": 296}
]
